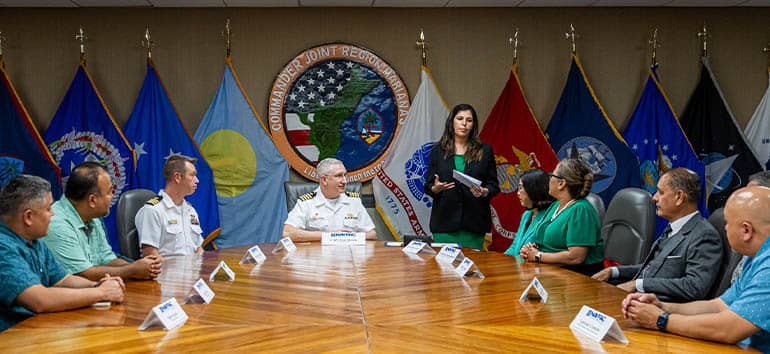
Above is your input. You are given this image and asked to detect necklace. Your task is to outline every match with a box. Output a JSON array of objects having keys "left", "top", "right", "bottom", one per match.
[{"left": 550, "top": 199, "right": 576, "bottom": 221}]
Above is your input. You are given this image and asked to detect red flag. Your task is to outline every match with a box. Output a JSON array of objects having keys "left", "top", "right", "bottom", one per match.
[{"left": 479, "top": 64, "right": 558, "bottom": 252}]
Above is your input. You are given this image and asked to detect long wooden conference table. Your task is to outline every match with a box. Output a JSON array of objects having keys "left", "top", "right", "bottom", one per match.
[{"left": 1, "top": 242, "right": 754, "bottom": 353}]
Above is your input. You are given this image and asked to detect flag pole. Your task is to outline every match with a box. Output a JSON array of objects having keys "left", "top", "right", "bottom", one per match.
[
  {"left": 75, "top": 26, "right": 87, "bottom": 64},
  {"left": 697, "top": 22, "right": 710, "bottom": 58},
  {"left": 508, "top": 27, "right": 520, "bottom": 65},
  {"left": 222, "top": 18, "right": 232, "bottom": 58},
  {"left": 649, "top": 28, "right": 660, "bottom": 68},
  {"left": 565, "top": 24, "right": 578, "bottom": 54},
  {"left": 416, "top": 28, "right": 427, "bottom": 66},
  {"left": 141, "top": 27, "right": 155, "bottom": 62}
]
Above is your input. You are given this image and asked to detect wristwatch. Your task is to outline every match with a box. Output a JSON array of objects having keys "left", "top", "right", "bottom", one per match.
[
  {"left": 534, "top": 251, "right": 542, "bottom": 263},
  {"left": 656, "top": 312, "right": 670, "bottom": 332}
]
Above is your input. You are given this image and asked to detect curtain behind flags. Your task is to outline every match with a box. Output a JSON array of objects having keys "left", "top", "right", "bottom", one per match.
[
  {"left": 372, "top": 66, "right": 448, "bottom": 239},
  {"left": 680, "top": 57, "right": 763, "bottom": 211},
  {"left": 44, "top": 63, "right": 137, "bottom": 252},
  {"left": 0, "top": 61, "right": 62, "bottom": 195},
  {"left": 479, "top": 64, "right": 558, "bottom": 252},
  {"left": 545, "top": 54, "right": 641, "bottom": 206},
  {"left": 623, "top": 67, "right": 708, "bottom": 237},
  {"left": 745, "top": 67, "right": 770, "bottom": 170},
  {"left": 124, "top": 61, "right": 221, "bottom": 239},
  {"left": 194, "top": 57, "right": 289, "bottom": 247}
]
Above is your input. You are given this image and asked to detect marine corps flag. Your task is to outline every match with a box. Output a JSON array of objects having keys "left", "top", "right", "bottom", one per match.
[
  {"left": 545, "top": 54, "right": 641, "bottom": 206},
  {"left": 744, "top": 66, "right": 770, "bottom": 170},
  {"left": 680, "top": 57, "right": 763, "bottom": 211},
  {"left": 479, "top": 64, "right": 558, "bottom": 252},
  {"left": 0, "top": 59, "right": 62, "bottom": 195},
  {"left": 373, "top": 66, "right": 448, "bottom": 239},
  {"left": 124, "top": 60, "right": 221, "bottom": 240},
  {"left": 44, "top": 62, "right": 137, "bottom": 252}
]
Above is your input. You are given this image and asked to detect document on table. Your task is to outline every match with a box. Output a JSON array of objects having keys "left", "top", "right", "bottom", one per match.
[{"left": 452, "top": 169, "right": 481, "bottom": 188}]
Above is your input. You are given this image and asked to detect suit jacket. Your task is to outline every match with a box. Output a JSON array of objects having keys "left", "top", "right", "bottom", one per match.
[
  {"left": 424, "top": 143, "right": 499, "bottom": 235},
  {"left": 616, "top": 214, "right": 723, "bottom": 302}
]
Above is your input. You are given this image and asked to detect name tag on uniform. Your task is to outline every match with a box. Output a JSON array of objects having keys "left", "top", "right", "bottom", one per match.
[
  {"left": 435, "top": 245, "right": 464, "bottom": 264},
  {"left": 569, "top": 305, "right": 628, "bottom": 344},
  {"left": 454, "top": 257, "right": 484, "bottom": 278},
  {"left": 138, "top": 297, "right": 188, "bottom": 331},
  {"left": 240, "top": 245, "right": 267, "bottom": 264},
  {"left": 402, "top": 240, "right": 436, "bottom": 255},
  {"left": 519, "top": 276, "right": 549, "bottom": 303},
  {"left": 209, "top": 260, "right": 235, "bottom": 282},
  {"left": 183, "top": 278, "right": 215, "bottom": 304},
  {"left": 272, "top": 237, "right": 297, "bottom": 253},
  {"left": 322, "top": 232, "right": 366, "bottom": 245}
]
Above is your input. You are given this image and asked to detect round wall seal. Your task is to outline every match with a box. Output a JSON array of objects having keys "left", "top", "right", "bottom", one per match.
[{"left": 268, "top": 43, "right": 410, "bottom": 182}]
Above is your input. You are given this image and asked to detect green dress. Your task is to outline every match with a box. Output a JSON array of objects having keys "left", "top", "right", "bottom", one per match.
[{"left": 432, "top": 155, "right": 486, "bottom": 249}]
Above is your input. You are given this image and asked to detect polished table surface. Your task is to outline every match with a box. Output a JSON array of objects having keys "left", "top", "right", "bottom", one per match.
[{"left": 1, "top": 242, "right": 754, "bottom": 353}]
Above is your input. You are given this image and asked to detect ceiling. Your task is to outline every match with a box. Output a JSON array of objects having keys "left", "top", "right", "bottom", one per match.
[{"left": 2, "top": 0, "right": 770, "bottom": 7}]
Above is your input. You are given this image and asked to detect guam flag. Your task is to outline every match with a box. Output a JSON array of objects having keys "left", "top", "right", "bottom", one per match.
[
  {"left": 44, "top": 62, "right": 136, "bottom": 252},
  {"left": 124, "top": 60, "right": 221, "bottom": 240},
  {"left": 545, "top": 54, "right": 641, "bottom": 206},
  {"left": 0, "top": 59, "right": 62, "bottom": 195}
]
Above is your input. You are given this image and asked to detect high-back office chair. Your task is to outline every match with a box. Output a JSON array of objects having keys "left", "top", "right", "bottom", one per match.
[
  {"left": 284, "top": 181, "right": 362, "bottom": 211},
  {"left": 601, "top": 188, "right": 656, "bottom": 265},
  {"left": 585, "top": 193, "right": 606, "bottom": 222},
  {"left": 117, "top": 188, "right": 156, "bottom": 260},
  {"left": 707, "top": 208, "right": 744, "bottom": 298}
]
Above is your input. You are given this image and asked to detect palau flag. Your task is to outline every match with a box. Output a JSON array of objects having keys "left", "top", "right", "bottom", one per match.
[
  {"left": 623, "top": 66, "right": 708, "bottom": 236},
  {"left": 545, "top": 54, "right": 641, "bottom": 206},
  {"left": 44, "top": 62, "right": 137, "bottom": 252},
  {"left": 479, "top": 63, "right": 558, "bottom": 252},
  {"left": 373, "top": 66, "right": 448, "bottom": 239},
  {"left": 194, "top": 57, "right": 289, "bottom": 247},
  {"left": 680, "top": 57, "right": 763, "bottom": 211},
  {"left": 0, "top": 59, "right": 62, "bottom": 195},
  {"left": 124, "top": 60, "right": 222, "bottom": 240},
  {"left": 744, "top": 65, "right": 770, "bottom": 170}
]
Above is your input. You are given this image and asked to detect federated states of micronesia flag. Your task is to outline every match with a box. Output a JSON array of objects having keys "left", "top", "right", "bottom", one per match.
[
  {"left": 0, "top": 59, "right": 62, "bottom": 196},
  {"left": 44, "top": 62, "right": 137, "bottom": 252},
  {"left": 194, "top": 57, "right": 289, "bottom": 247},
  {"left": 124, "top": 60, "right": 221, "bottom": 240},
  {"left": 545, "top": 54, "right": 641, "bottom": 206},
  {"left": 624, "top": 66, "right": 708, "bottom": 236},
  {"left": 744, "top": 66, "right": 770, "bottom": 171}
]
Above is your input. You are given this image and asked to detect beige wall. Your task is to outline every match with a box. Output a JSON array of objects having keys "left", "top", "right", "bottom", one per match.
[{"left": 2, "top": 7, "right": 769, "bottom": 185}]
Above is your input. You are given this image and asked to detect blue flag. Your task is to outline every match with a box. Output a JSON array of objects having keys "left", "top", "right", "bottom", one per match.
[
  {"left": 623, "top": 67, "right": 708, "bottom": 236},
  {"left": 44, "top": 63, "right": 136, "bottom": 252},
  {"left": 124, "top": 61, "right": 221, "bottom": 239},
  {"left": 545, "top": 54, "right": 641, "bottom": 205},
  {"left": 194, "top": 58, "right": 289, "bottom": 247},
  {"left": 0, "top": 61, "right": 62, "bottom": 195}
]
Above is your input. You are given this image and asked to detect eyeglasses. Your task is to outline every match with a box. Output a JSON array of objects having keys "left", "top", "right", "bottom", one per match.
[{"left": 549, "top": 173, "right": 565, "bottom": 180}]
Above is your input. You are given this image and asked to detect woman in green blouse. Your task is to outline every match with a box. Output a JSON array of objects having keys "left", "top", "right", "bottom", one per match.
[{"left": 503, "top": 169, "right": 554, "bottom": 258}]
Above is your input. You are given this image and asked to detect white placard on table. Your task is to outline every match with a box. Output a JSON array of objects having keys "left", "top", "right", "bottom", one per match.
[
  {"left": 435, "top": 245, "right": 465, "bottom": 264},
  {"left": 402, "top": 240, "right": 437, "bottom": 255},
  {"left": 453, "top": 257, "right": 484, "bottom": 278},
  {"left": 183, "top": 278, "right": 215, "bottom": 304},
  {"left": 209, "top": 260, "right": 236, "bottom": 282},
  {"left": 272, "top": 237, "right": 298, "bottom": 253},
  {"left": 239, "top": 245, "right": 267, "bottom": 265},
  {"left": 518, "top": 276, "right": 549, "bottom": 303},
  {"left": 322, "top": 232, "right": 366, "bottom": 245},
  {"left": 138, "top": 297, "right": 189, "bottom": 331},
  {"left": 569, "top": 305, "right": 628, "bottom": 344},
  {"left": 452, "top": 169, "right": 482, "bottom": 188}
]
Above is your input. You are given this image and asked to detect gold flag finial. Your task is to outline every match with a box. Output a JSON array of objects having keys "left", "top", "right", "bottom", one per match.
[
  {"left": 565, "top": 23, "right": 578, "bottom": 54},
  {"left": 141, "top": 27, "right": 155, "bottom": 60},
  {"left": 416, "top": 28, "right": 427, "bottom": 66},
  {"left": 697, "top": 22, "right": 710, "bottom": 58},
  {"left": 75, "top": 26, "right": 88, "bottom": 62},
  {"left": 508, "top": 27, "right": 520, "bottom": 64},
  {"left": 222, "top": 18, "right": 232, "bottom": 58},
  {"left": 649, "top": 28, "right": 660, "bottom": 68}
]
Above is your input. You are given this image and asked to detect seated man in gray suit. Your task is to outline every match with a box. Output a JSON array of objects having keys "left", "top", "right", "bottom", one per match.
[{"left": 592, "top": 168, "right": 723, "bottom": 302}]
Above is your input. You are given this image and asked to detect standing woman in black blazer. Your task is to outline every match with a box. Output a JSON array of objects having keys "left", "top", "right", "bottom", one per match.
[{"left": 425, "top": 104, "right": 499, "bottom": 249}]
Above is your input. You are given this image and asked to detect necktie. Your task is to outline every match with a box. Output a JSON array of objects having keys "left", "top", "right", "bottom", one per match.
[{"left": 639, "top": 225, "right": 673, "bottom": 278}]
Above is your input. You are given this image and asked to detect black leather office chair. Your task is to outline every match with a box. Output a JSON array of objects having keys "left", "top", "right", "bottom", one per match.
[
  {"left": 707, "top": 208, "right": 744, "bottom": 298},
  {"left": 284, "top": 181, "right": 362, "bottom": 211},
  {"left": 117, "top": 188, "right": 156, "bottom": 260},
  {"left": 601, "top": 188, "right": 656, "bottom": 265},
  {"left": 585, "top": 192, "right": 606, "bottom": 222}
]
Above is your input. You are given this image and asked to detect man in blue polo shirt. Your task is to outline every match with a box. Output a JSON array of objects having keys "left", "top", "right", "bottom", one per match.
[
  {"left": 622, "top": 185, "right": 770, "bottom": 352},
  {"left": 0, "top": 175, "right": 124, "bottom": 331}
]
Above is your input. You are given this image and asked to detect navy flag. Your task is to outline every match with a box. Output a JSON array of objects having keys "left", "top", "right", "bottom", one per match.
[
  {"left": 124, "top": 60, "right": 221, "bottom": 240},
  {"left": 44, "top": 62, "right": 137, "bottom": 252},
  {"left": 545, "top": 54, "right": 641, "bottom": 205},
  {"left": 0, "top": 59, "right": 62, "bottom": 194},
  {"left": 680, "top": 57, "right": 763, "bottom": 211}
]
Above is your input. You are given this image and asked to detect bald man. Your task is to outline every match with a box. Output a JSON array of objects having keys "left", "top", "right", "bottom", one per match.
[{"left": 622, "top": 186, "right": 770, "bottom": 352}]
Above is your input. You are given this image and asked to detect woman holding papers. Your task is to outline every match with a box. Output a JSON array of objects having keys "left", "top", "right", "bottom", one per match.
[
  {"left": 503, "top": 169, "right": 554, "bottom": 258},
  {"left": 425, "top": 104, "right": 499, "bottom": 249},
  {"left": 520, "top": 158, "right": 604, "bottom": 276}
]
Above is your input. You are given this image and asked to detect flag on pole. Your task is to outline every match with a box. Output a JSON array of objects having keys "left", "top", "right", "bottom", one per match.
[
  {"left": 124, "top": 60, "right": 221, "bottom": 240},
  {"left": 479, "top": 64, "right": 558, "bottom": 252},
  {"left": 373, "top": 66, "right": 448, "bottom": 239},
  {"left": 194, "top": 57, "right": 289, "bottom": 247},
  {"left": 680, "top": 57, "right": 763, "bottom": 210},
  {"left": 44, "top": 63, "right": 137, "bottom": 252},
  {"left": 0, "top": 59, "right": 62, "bottom": 195},
  {"left": 545, "top": 54, "right": 641, "bottom": 206},
  {"left": 744, "top": 66, "right": 770, "bottom": 170}
]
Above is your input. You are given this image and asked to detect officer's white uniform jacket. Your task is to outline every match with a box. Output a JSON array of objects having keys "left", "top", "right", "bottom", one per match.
[
  {"left": 284, "top": 188, "right": 374, "bottom": 233},
  {"left": 135, "top": 190, "right": 204, "bottom": 257}
]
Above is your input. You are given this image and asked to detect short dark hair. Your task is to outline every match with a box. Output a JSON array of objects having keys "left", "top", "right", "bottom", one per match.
[
  {"left": 663, "top": 168, "right": 700, "bottom": 204},
  {"left": 65, "top": 162, "right": 108, "bottom": 201},
  {"left": 520, "top": 169, "right": 554, "bottom": 210},
  {"left": 748, "top": 171, "right": 770, "bottom": 188},
  {"left": 0, "top": 175, "right": 51, "bottom": 217},
  {"left": 163, "top": 155, "right": 197, "bottom": 182}
]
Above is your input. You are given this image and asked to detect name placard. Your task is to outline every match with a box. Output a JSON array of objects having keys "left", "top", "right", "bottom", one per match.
[
  {"left": 209, "top": 260, "right": 236, "bottom": 282},
  {"left": 435, "top": 245, "right": 464, "bottom": 264},
  {"left": 138, "top": 297, "right": 188, "bottom": 331},
  {"left": 402, "top": 240, "right": 436, "bottom": 255},
  {"left": 518, "top": 276, "right": 549, "bottom": 303},
  {"left": 322, "top": 232, "right": 366, "bottom": 245},
  {"left": 454, "top": 257, "right": 484, "bottom": 278},
  {"left": 184, "top": 278, "right": 215, "bottom": 304},
  {"left": 569, "top": 305, "right": 628, "bottom": 344},
  {"left": 239, "top": 245, "right": 267, "bottom": 265},
  {"left": 272, "top": 237, "right": 298, "bottom": 253}
]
